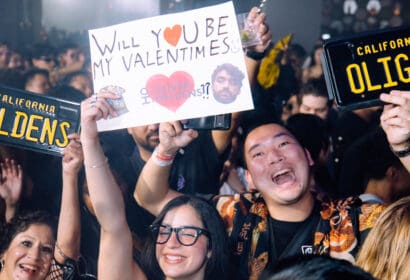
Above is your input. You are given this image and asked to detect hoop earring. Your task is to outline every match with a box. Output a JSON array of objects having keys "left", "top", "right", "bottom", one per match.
[{"left": 0, "top": 259, "right": 4, "bottom": 272}]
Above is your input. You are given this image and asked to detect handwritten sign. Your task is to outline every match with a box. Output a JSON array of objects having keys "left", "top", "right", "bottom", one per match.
[
  {"left": 0, "top": 86, "right": 81, "bottom": 156},
  {"left": 322, "top": 25, "right": 410, "bottom": 110},
  {"left": 88, "top": 1, "right": 253, "bottom": 131}
]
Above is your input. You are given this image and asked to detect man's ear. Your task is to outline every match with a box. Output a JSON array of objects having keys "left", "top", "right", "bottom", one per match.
[
  {"left": 385, "top": 166, "right": 398, "bottom": 181},
  {"left": 244, "top": 169, "right": 256, "bottom": 190},
  {"left": 126, "top": 127, "right": 132, "bottom": 135},
  {"left": 304, "top": 148, "right": 315, "bottom": 166}
]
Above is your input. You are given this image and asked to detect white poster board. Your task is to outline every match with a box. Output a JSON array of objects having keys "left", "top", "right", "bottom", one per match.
[{"left": 88, "top": 1, "right": 253, "bottom": 131}]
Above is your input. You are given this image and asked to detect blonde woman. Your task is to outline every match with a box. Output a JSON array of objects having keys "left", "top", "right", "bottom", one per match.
[{"left": 356, "top": 196, "right": 410, "bottom": 280}]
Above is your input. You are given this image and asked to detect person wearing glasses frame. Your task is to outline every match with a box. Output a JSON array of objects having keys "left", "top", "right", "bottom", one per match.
[
  {"left": 80, "top": 89, "right": 231, "bottom": 279},
  {"left": 143, "top": 195, "right": 230, "bottom": 280}
]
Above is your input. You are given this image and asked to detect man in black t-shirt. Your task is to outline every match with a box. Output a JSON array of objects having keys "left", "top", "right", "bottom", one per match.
[
  {"left": 134, "top": 90, "right": 410, "bottom": 279},
  {"left": 124, "top": 124, "right": 229, "bottom": 195}
]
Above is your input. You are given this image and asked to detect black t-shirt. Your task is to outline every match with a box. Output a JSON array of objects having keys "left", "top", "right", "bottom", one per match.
[
  {"left": 269, "top": 218, "right": 308, "bottom": 256},
  {"left": 267, "top": 203, "right": 320, "bottom": 270},
  {"left": 122, "top": 130, "right": 228, "bottom": 195}
]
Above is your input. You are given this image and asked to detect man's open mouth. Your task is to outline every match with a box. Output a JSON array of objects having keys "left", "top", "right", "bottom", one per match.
[{"left": 272, "top": 169, "right": 295, "bottom": 185}]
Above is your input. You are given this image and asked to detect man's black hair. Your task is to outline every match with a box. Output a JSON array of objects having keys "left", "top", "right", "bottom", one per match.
[
  {"left": 30, "top": 43, "right": 55, "bottom": 60},
  {"left": 47, "top": 84, "right": 87, "bottom": 103},
  {"left": 56, "top": 41, "right": 79, "bottom": 56},
  {"left": 260, "top": 255, "right": 375, "bottom": 280},
  {"left": 298, "top": 77, "right": 331, "bottom": 108},
  {"left": 23, "top": 67, "right": 49, "bottom": 88}
]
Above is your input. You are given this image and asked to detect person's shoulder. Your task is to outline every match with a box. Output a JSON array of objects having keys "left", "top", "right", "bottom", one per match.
[
  {"left": 212, "top": 191, "right": 263, "bottom": 235},
  {"left": 213, "top": 191, "right": 262, "bottom": 216},
  {"left": 320, "top": 196, "right": 361, "bottom": 209},
  {"left": 320, "top": 196, "right": 386, "bottom": 208},
  {"left": 319, "top": 196, "right": 386, "bottom": 221}
]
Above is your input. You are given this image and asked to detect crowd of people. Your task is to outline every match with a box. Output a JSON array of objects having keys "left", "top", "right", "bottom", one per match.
[{"left": 0, "top": 5, "right": 410, "bottom": 280}]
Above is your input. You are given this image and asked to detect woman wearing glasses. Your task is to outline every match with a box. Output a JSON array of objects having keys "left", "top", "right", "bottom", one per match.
[
  {"left": 80, "top": 91, "right": 230, "bottom": 280},
  {"left": 145, "top": 195, "right": 230, "bottom": 280}
]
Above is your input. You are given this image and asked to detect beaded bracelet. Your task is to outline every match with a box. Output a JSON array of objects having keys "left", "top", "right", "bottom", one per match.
[
  {"left": 84, "top": 157, "right": 108, "bottom": 169},
  {"left": 390, "top": 144, "right": 410, "bottom": 158},
  {"left": 152, "top": 147, "right": 176, "bottom": 166}
]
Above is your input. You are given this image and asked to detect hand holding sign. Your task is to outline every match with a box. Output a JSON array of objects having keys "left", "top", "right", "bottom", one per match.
[
  {"left": 80, "top": 91, "right": 120, "bottom": 145},
  {"left": 89, "top": 2, "right": 256, "bottom": 132}
]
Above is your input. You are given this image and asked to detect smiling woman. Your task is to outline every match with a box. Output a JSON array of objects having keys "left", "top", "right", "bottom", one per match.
[
  {"left": 0, "top": 211, "right": 57, "bottom": 280},
  {"left": 143, "top": 195, "right": 231, "bottom": 280}
]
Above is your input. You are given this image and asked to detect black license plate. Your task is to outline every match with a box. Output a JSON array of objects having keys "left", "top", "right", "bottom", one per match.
[
  {"left": 0, "top": 85, "right": 81, "bottom": 156},
  {"left": 322, "top": 25, "right": 410, "bottom": 110}
]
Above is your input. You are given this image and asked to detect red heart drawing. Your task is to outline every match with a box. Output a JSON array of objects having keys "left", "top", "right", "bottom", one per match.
[
  {"left": 146, "top": 71, "right": 194, "bottom": 112},
  {"left": 164, "top": 25, "right": 182, "bottom": 46}
]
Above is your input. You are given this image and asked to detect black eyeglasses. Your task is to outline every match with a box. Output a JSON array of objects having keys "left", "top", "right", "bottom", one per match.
[{"left": 150, "top": 224, "right": 209, "bottom": 246}]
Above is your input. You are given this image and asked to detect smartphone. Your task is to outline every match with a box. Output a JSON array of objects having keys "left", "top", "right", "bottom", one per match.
[
  {"left": 321, "top": 25, "right": 410, "bottom": 111},
  {"left": 182, "top": 114, "right": 231, "bottom": 130}
]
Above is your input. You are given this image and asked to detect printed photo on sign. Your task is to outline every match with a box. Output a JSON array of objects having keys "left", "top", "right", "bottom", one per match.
[
  {"left": 211, "top": 63, "right": 245, "bottom": 104},
  {"left": 88, "top": 1, "right": 253, "bottom": 131}
]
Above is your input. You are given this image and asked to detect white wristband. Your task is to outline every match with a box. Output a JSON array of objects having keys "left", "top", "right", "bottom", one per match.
[{"left": 152, "top": 147, "right": 175, "bottom": 166}]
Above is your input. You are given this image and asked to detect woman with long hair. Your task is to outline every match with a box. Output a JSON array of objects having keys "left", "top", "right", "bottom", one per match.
[
  {"left": 80, "top": 90, "right": 231, "bottom": 280},
  {"left": 356, "top": 196, "right": 410, "bottom": 279}
]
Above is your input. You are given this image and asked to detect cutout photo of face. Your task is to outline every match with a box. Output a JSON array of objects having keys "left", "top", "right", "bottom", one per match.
[{"left": 211, "top": 63, "right": 245, "bottom": 104}]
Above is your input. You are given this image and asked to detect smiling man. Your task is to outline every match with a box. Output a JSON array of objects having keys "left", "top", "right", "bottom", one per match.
[
  {"left": 243, "top": 123, "right": 314, "bottom": 217},
  {"left": 134, "top": 116, "right": 392, "bottom": 279},
  {"left": 134, "top": 97, "right": 410, "bottom": 280}
]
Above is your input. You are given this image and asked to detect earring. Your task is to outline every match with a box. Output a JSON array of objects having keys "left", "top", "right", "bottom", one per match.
[{"left": 0, "top": 259, "right": 4, "bottom": 272}]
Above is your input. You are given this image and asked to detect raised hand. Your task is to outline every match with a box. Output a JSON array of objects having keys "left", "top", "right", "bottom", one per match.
[
  {"left": 80, "top": 90, "right": 119, "bottom": 143},
  {"left": 0, "top": 158, "right": 23, "bottom": 221},
  {"left": 62, "top": 133, "right": 84, "bottom": 176},
  {"left": 380, "top": 90, "right": 410, "bottom": 150},
  {"left": 157, "top": 121, "right": 198, "bottom": 155},
  {"left": 0, "top": 158, "right": 23, "bottom": 208},
  {"left": 245, "top": 7, "right": 272, "bottom": 53}
]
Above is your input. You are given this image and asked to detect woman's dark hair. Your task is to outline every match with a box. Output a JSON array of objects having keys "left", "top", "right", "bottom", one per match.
[
  {"left": 143, "top": 195, "right": 231, "bottom": 280},
  {"left": 285, "top": 113, "right": 329, "bottom": 163},
  {"left": 307, "top": 42, "right": 323, "bottom": 67},
  {"left": 361, "top": 126, "right": 404, "bottom": 181},
  {"left": 47, "top": 84, "right": 87, "bottom": 103},
  {"left": 0, "top": 210, "right": 57, "bottom": 256}
]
